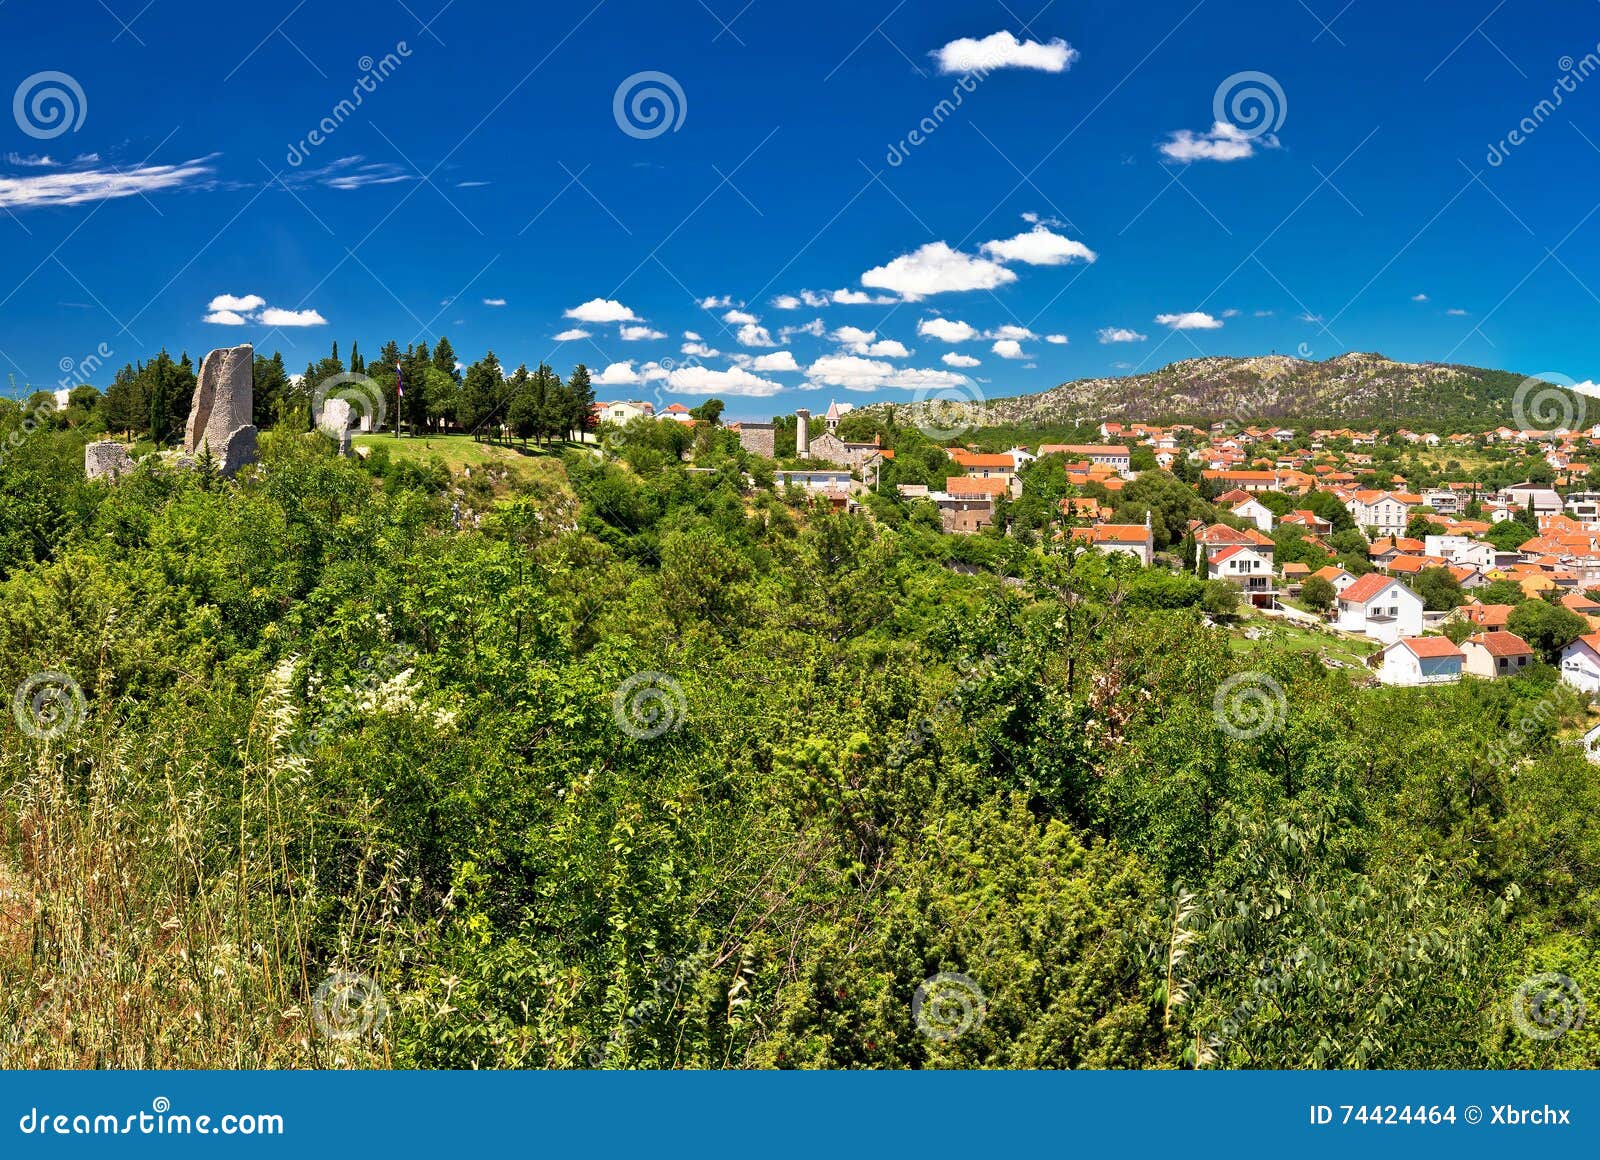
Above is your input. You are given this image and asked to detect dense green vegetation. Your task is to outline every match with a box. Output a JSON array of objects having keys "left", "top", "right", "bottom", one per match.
[{"left": 0, "top": 391, "right": 1596, "bottom": 1070}]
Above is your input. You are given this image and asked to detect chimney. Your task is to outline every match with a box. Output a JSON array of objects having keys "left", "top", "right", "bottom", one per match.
[{"left": 796, "top": 408, "right": 811, "bottom": 458}]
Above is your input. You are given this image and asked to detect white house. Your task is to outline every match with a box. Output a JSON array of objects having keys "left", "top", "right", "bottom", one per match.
[
  {"left": 1332, "top": 573, "right": 1425, "bottom": 643},
  {"left": 595, "top": 400, "right": 656, "bottom": 424},
  {"left": 1346, "top": 490, "right": 1415, "bottom": 536},
  {"left": 1207, "top": 545, "right": 1277, "bottom": 606},
  {"left": 1309, "top": 565, "right": 1358, "bottom": 595},
  {"left": 1560, "top": 632, "right": 1600, "bottom": 693},
  {"left": 1230, "top": 496, "right": 1276, "bottom": 533},
  {"left": 1373, "top": 637, "right": 1465, "bottom": 686}
]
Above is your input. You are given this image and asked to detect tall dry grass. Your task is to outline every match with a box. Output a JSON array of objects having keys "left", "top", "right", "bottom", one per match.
[{"left": 0, "top": 662, "right": 396, "bottom": 1068}]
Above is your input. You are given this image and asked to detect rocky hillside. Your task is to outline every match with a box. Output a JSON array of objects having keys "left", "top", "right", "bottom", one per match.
[{"left": 902, "top": 353, "right": 1572, "bottom": 431}]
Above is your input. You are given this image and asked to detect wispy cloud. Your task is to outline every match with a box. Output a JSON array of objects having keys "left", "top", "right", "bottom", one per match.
[
  {"left": 280, "top": 155, "right": 410, "bottom": 191},
  {"left": 0, "top": 156, "right": 218, "bottom": 210}
]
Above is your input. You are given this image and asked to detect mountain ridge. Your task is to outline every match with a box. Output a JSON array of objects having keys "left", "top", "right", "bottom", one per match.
[{"left": 892, "top": 352, "right": 1577, "bottom": 432}]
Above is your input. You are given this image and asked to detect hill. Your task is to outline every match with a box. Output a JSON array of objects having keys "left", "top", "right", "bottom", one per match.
[{"left": 892, "top": 352, "right": 1577, "bottom": 432}]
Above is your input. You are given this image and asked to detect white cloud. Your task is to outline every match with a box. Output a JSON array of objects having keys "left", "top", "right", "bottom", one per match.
[
  {"left": 861, "top": 241, "right": 1016, "bottom": 300},
  {"left": 483, "top": 297, "right": 507, "bottom": 307},
  {"left": 943, "top": 352, "right": 981, "bottom": 368},
  {"left": 831, "top": 288, "right": 897, "bottom": 304},
  {"left": 4, "top": 152, "right": 57, "bottom": 167},
  {"left": 639, "top": 362, "right": 672, "bottom": 382},
  {"left": 1155, "top": 311, "right": 1224, "bottom": 330},
  {"left": 554, "top": 328, "right": 591, "bottom": 341},
  {"left": 866, "top": 339, "right": 910, "bottom": 358},
  {"left": 723, "top": 308, "right": 759, "bottom": 325},
  {"left": 1447, "top": 307, "right": 1469, "bottom": 316},
  {"left": 986, "top": 324, "right": 1036, "bottom": 341},
  {"left": 1097, "top": 327, "right": 1147, "bottom": 343},
  {"left": 771, "top": 295, "right": 802, "bottom": 310},
  {"left": 699, "top": 295, "right": 737, "bottom": 309},
  {"left": 683, "top": 330, "right": 702, "bottom": 341},
  {"left": 620, "top": 325, "right": 667, "bottom": 340},
  {"left": 806, "top": 355, "right": 969, "bottom": 392},
  {"left": 0, "top": 156, "right": 217, "bottom": 210},
  {"left": 780, "top": 318, "right": 826, "bottom": 341},
  {"left": 1045, "top": 334, "right": 1069, "bottom": 344},
  {"left": 917, "top": 317, "right": 978, "bottom": 343},
  {"left": 668, "top": 365, "right": 784, "bottom": 397},
  {"left": 751, "top": 350, "right": 801, "bottom": 372},
  {"left": 736, "top": 323, "right": 777, "bottom": 347},
  {"left": 1297, "top": 312, "right": 1325, "bottom": 323},
  {"left": 259, "top": 307, "right": 327, "bottom": 327},
  {"left": 832, "top": 326, "right": 876, "bottom": 346},
  {"left": 980, "top": 225, "right": 1096, "bottom": 266},
  {"left": 203, "top": 310, "right": 249, "bottom": 326},
  {"left": 800, "top": 290, "right": 831, "bottom": 307},
  {"left": 291, "top": 156, "right": 410, "bottom": 190},
  {"left": 992, "top": 338, "right": 1027, "bottom": 359},
  {"left": 1221, "top": 308, "right": 1241, "bottom": 318},
  {"left": 681, "top": 342, "right": 721, "bottom": 357},
  {"left": 1159, "top": 121, "right": 1277, "bottom": 163},
  {"left": 564, "top": 298, "right": 639, "bottom": 323},
  {"left": 1254, "top": 309, "right": 1275, "bottom": 317},
  {"left": 1412, "top": 293, "right": 1429, "bottom": 302},
  {"left": 208, "top": 293, "right": 266, "bottom": 313},
  {"left": 931, "top": 30, "right": 1079, "bottom": 74},
  {"left": 594, "top": 362, "right": 642, "bottom": 385}
]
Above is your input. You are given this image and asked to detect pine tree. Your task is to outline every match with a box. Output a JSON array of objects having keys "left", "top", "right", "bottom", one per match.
[
  {"left": 432, "top": 336, "right": 459, "bottom": 382},
  {"left": 566, "top": 363, "right": 594, "bottom": 442},
  {"left": 460, "top": 351, "right": 504, "bottom": 438},
  {"left": 506, "top": 363, "right": 535, "bottom": 445}
]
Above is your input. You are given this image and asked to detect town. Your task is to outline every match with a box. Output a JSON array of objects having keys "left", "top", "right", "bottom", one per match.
[{"left": 591, "top": 397, "right": 1600, "bottom": 697}]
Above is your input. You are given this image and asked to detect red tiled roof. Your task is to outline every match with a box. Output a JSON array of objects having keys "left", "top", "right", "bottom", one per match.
[
  {"left": 1399, "top": 636, "right": 1464, "bottom": 659},
  {"left": 1466, "top": 631, "right": 1532, "bottom": 657},
  {"left": 1341, "top": 572, "right": 1400, "bottom": 604},
  {"left": 1072, "top": 524, "right": 1152, "bottom": 545}
]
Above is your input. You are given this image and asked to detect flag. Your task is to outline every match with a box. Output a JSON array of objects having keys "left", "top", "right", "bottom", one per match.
[{"left": 396, "top": 363, "right": 404, "bottom": 397}]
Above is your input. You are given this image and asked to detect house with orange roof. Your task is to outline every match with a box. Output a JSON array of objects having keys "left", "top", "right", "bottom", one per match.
[
  {"left": 1071, "top": 521, "right": 1154, "bottom": 567},
  {"left": 1460, "top": 601, "right": 1515, "bottom": 629},
  {"left": 1373, "top": 636, "right": 1465, "bottom": 686},
  {"left": 1207, "top": 544, "right": 1277, "bottom": 607},
  {"left": 1347, "top": 490, "right": 1417, "bottom": 535},
  {"left": 1311, "top": 564, "right": 1358, "bottom": 594},
  {"left": 1333, "top": 573, "right": 1424, "bottom": 642},
  {"left": 1461, "top": 631, "right": 1534, "bottom": 679},
  {"left": 944, "top": 475, "right": 1016, "bottom": 500}
]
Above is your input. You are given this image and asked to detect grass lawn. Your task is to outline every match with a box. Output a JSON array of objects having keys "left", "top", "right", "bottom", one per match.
[
  {"left": 351, "top": 433, "right": 587, "bottom": 477},
  {"left": 1228, "top": 611, "right": 1380, "bottom": 671}
]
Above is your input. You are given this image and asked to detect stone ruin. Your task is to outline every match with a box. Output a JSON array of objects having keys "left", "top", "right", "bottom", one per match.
[
  {"left": 184, "top": 344, "right": 259, "bottom": 476},
  {"left": 84, "top": 440, "right": 135, "bottom": 481},
  {"left": 316, "top": 396, "right": 354, "bottom": 456}
]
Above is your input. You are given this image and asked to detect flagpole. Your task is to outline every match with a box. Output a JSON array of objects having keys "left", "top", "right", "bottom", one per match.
[{"left": 395, "top": 362, "right": 403, "bottom": 439}]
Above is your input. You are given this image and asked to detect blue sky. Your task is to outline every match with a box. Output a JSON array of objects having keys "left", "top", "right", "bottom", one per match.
[{"left": 4, "top": 0, "right": 1600, "bottom": 419}]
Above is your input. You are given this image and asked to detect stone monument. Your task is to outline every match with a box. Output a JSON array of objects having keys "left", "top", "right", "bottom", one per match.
[{"left": 184, "top": 344, "right": 259, "bottom": 476}]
